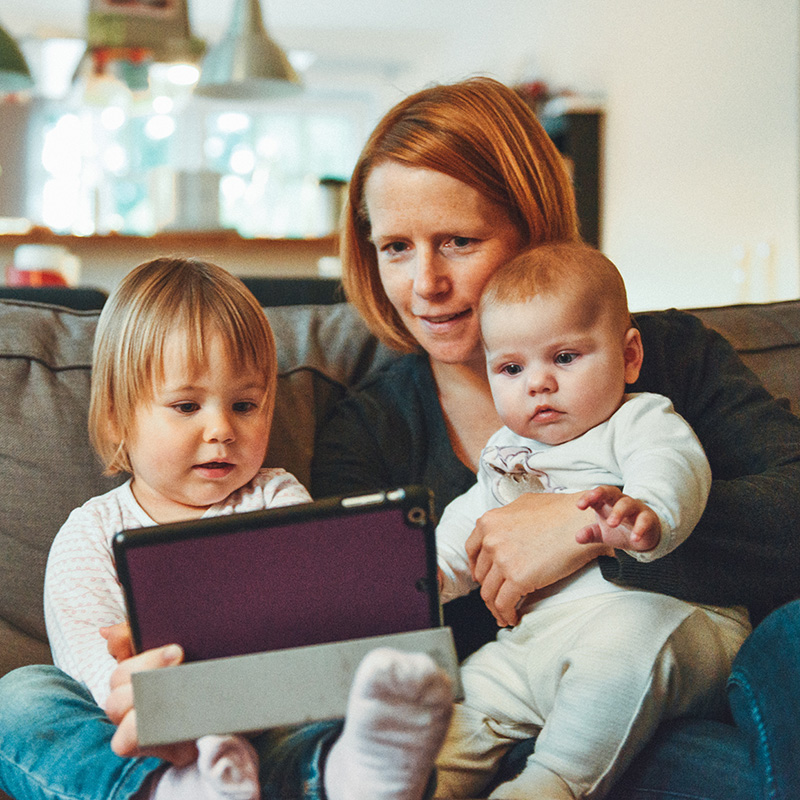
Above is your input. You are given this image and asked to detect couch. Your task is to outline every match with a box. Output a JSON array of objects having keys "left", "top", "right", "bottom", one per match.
[{"left": 1, "top": 295, "right": 799, "bottom": 762}]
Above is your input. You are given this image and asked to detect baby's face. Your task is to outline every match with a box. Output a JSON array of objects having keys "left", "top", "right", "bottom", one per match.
[
  {"left": 126, "top": 332, "right": 271, "bottom": 523},
  {"left": 482, "top": 296, "right": 640, "bottom": 445}
]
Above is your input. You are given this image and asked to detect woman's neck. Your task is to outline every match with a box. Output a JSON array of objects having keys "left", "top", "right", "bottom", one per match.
[{"left": 430, "top": 356, "right": 503, "bottom": 472}]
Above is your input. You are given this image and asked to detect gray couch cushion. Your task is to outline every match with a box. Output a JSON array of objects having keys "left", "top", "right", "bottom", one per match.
[
  {"left": 690, "top": 299, "right": 800, "bottom": 415},
  {"left": 0, "top": 299, "right": 394, "bottom": 677}
]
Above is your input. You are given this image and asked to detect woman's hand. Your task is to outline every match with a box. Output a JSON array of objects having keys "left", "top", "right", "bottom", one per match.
[
  {"left": 465, "top": 492, "right": 613, "bottom": 627},
  {"left": 103, "top": 644, "right": 198, "bottom": 766}
]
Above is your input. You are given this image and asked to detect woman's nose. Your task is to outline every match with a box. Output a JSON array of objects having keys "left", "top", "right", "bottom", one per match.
[{"left": 412, "top": 250, "right": 449, "bottom": 298}]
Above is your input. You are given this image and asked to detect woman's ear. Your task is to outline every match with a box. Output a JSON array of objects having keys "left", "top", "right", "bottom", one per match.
[{"left": 623, "top": 327, "right": 644, "bottom": 384}]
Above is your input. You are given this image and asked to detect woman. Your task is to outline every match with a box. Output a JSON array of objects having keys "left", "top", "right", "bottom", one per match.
[{"left": 309, "top": 76, "right": 800, "bottom": 797}]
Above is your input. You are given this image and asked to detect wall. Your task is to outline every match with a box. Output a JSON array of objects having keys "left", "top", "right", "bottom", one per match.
[{"left": 388, "top": 0, "right": 800, "bottom": 312}]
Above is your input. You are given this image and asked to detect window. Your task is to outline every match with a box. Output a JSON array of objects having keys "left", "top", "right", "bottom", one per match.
[{"left": 24, "top": 62, "right": 369, "bottom": 238}]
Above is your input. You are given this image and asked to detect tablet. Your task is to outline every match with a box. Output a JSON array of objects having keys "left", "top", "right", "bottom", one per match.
[{"left": 113, "top": 485, "right": 441, "bottom": 662}]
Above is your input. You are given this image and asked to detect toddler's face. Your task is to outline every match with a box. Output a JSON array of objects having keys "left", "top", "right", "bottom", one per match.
[
  {"left": 482, "top": 295, "right": 641, "bottom": 445},
  {"left": 125, "top": 332, "right": 271, "bottom": 523}
]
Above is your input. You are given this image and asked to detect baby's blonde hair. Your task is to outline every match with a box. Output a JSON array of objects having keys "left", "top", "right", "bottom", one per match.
[
  {"left": 89, "top": 257, "right": 277, "bottom": 475},
  {"left": 480, "top": 242, "right": 633, "bottom": 337}
]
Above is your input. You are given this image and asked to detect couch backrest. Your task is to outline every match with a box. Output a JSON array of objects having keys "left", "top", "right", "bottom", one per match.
[{"left": 689, "top": 299, "right": 800, "bottom": 416}]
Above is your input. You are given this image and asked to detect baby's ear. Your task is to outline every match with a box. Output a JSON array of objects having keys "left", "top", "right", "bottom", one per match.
[{"left": 623, "top": 327, "right": 644, "bottom": 384}]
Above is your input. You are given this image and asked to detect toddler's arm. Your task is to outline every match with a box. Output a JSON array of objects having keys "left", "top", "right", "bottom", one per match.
[
  {"left": 575, "top": 485, "right": 661, "bottom": 552},
  {"left": 44, "top": 506, "right": 127, "bottom": 707}
]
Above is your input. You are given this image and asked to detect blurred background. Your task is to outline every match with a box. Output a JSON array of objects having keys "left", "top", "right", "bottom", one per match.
[{"left": 0, "top": 0, "right": 797, "bottom": 311}]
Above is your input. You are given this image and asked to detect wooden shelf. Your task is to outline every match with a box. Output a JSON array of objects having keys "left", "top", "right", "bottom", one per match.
[{"left": 0, "top": 227, "right": 339, "bottom": 252}]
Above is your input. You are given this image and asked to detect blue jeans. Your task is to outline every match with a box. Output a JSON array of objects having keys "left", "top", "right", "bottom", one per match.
[
  {"left": 1, "top": 601, "right": 798, "bottom": 800},
  {"left": 727, "top": 599, "right": 800, "bottom": 800},
  {"left": 0, "top": 666, "right": 340, "bottom": 800}
]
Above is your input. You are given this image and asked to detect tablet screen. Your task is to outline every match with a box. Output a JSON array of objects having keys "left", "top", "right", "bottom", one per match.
[{"left": 113, "top": 486, "right": 440, "bottom": 661}]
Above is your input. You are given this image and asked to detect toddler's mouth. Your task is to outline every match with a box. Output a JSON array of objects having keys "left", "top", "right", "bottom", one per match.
[{"left": 194, "top": 461, "right": 234, "bottom": 472}]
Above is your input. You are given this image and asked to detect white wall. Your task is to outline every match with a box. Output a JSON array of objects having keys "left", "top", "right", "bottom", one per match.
[{"left": 386, "top": 0, "right": 800, "bottom": 311}]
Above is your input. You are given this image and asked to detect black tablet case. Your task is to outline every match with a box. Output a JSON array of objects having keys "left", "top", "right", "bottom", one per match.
[{"left": 113, "top": 486, "right": 441, "bottom": 662}]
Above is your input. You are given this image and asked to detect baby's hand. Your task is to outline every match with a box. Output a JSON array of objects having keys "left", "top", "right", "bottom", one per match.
[{"left": 575, "top": 486, "right": 661, "bottom": 552}]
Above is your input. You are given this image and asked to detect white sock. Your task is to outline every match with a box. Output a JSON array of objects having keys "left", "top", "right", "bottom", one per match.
[
  {"left": 147, "top": 735, "right": 260, "bottom": 800},
  {"left": 324, "top": 648, "right": 453, "bottom": 800}
]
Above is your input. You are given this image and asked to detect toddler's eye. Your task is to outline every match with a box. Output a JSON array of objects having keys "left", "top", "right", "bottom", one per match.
[
  {"left": 174, "top": 402, "right": 198, "bottom": 414},
  {"left": 555, "top": 352, "right": 578, "bottom": 365},
  {"left": 233, "top": 401, "right": 258, "bottom": 413},
  {"left": 501, "top": 363, "right": 523, "bottom": 376}
]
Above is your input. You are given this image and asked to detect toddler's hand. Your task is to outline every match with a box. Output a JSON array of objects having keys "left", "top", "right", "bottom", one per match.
[
  {"left": 575, "top": 485, "right": 661, "bottom": 553},
  {"left": 100, "top": 621, "right": 134, "bottom": 663},
  {"left": 104, "top": 643, "right": 197, "bottom": 766}
]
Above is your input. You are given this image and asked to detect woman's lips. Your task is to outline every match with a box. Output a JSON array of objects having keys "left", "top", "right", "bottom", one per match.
[{"left": 418, "top": 309, "right": 471, "bottom": 326}]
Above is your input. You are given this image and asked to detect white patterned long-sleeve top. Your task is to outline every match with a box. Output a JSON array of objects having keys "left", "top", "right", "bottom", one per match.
[{"left": 44, "top": 468, "right": 311, "bottom": 707}]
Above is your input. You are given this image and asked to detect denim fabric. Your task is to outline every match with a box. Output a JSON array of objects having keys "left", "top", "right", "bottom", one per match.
[
  {"left": 728, "top": 599, "right": 800, "bottom": 800},
  {"left": 0, "top": 665, "right": 161, "bottom": 800},
  {"left": 255, "top": 721, "right": 342, "bottom": 799},
  {"left": 609, "top": 718, "right": 759, "bottom": 800},
  {"left": 492, "top": 717, "right": 759, "bottom": 800},
  {"left": 0, "top": 666, "right": 338, "bottom": 800}
]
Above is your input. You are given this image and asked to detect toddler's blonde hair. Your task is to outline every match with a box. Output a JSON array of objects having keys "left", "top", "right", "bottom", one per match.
[{"left": 89, "top": 257, "right": 277, "bottom": 475}]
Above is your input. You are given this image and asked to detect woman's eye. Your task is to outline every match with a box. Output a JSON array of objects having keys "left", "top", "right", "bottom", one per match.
[
  {"left": 501, "top": 363, "right": 523, "bottom": 376},
  {"left": 555, "top": 352, "right": 578, "bottom": 365},
  {"left": 379, "top": 241, "right": 409, "bottom": 257},
  {"left": 445, "top": 236, "right": 474, "bottom": 250}
]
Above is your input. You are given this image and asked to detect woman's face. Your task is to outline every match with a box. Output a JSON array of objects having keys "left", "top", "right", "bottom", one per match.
[{"left": 364, "top": 162, "right": 523, "bottom": 368}]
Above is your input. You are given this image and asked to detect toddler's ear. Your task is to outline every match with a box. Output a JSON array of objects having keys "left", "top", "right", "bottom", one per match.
[{"left": 623, "top": 327, "right": 644, "bottom": 384}]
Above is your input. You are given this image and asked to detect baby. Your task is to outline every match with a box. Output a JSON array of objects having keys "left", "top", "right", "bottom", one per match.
[{"left": 434, "top": 242, "right": 751, "bottom": 799}]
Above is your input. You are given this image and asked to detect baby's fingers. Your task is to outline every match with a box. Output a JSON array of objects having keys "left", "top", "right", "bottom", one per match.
[{"left": 576, "top": 485, "right": 620, "bottom": 512}]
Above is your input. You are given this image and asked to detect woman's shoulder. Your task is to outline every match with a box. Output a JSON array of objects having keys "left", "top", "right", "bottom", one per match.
[{"left": 331, "top": 352, "right": 435, "bottom": 420}]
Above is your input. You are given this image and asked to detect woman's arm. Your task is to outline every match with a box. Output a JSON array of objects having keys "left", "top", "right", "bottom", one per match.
[
  {"left": 610, "top": 310, "right": 800, "bottom": 615},
  {"left": 466, "top": 493, "right": 609, "bottom": 625}
]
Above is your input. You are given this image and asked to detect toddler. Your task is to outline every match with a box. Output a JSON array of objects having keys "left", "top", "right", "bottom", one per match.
[
  {"left": 434, "top": 243, "right": 751, "bottom": 799},
  {"left": 44, "top": 257, "right": 452, "bottom": 800}
]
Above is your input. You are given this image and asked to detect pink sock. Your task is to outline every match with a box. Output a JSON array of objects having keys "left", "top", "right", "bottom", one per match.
[{"left": 146, "top": 735, "right": 259, "bottom": 800}]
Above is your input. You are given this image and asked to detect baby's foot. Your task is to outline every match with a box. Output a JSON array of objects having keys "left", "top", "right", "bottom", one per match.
[
  {"left": 148, "top": 735, "right": 259, "bottom": 800},
  {"left": 325, "top": 648, "right": 453, "bottom": 800}
]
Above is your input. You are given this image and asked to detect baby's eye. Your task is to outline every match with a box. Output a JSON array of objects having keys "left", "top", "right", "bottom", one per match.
[
  {"left": 501, "top": 363, "right": 523, "bottom": 376},
  {"left": 233, "top": 401, "right": 259, "bottom": 413},
  {"left": 173, "top": 402, "right": 198, "bottom": 414},
  {"left": 554, "top": 352, "right": 578, "bottom": 365}
]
